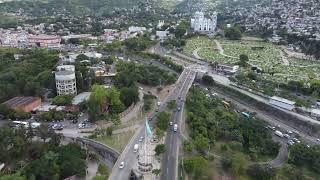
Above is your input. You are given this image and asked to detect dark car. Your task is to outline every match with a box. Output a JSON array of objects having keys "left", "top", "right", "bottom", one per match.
[{"left": 72, "top": 119, "right": 78, "bottom": 124}]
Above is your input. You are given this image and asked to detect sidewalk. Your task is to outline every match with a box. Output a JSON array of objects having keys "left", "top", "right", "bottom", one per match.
[{"left": 86, "top": 160, "right": 98, "bottom": 180}]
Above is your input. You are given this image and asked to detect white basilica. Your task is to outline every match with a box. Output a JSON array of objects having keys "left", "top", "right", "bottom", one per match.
[{"left": 190, "top": 11, "right": 217, "bottom": 33}]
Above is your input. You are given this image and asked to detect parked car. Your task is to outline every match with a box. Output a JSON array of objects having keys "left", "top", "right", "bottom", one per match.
[
  {"left": 287, "top": 140, "right": 295, "bottom": 145},
  {"left": 78, "top": 123, "right": 85, "bottom": 129},
  {"left": 72, "top": 119, "right": 78, "bottom": 124},
  {"left": 52, "top": 123, "right": 63, "bottom": 130},
  {"left": 283, "top": 134, "right": 290, "bottom": 138}
]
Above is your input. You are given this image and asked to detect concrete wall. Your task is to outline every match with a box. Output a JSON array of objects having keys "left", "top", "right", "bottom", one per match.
[{"left": 65, "top": 137, "right": 120, "bottom": 169}]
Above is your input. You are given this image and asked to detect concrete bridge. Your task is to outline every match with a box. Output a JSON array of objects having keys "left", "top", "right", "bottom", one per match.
[{"left": 65, "top": 137, "right": 120, "bottom": 169}]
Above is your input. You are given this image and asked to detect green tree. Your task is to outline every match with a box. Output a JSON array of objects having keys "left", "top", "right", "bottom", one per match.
[
  {"left": 154, "top": 144, "right": 166, "bottom": 156},
  {"left": 103, "top": 56, "right": 115, "bottom": 65},
  {"left": 58, "top": 144, "right": 86, "bottom": 178},
  {"left": 25, "top": 151, "right": 60, "bottom": 180},
  {"left": 36, "top": 124, "right": 54, "bottom": 142},
  {"left": 247, "top": 164, "right": 276, "bottom": 180},
  {"left": 183, "top": 156, "right": 208, "bottom": 178},
  {"left": 156, "top": 112, "right": 170, "bottom": 131},
  {"left": 88, "top": 85, "right": 108, "bottom": 121},
  {"left": 76, "top": 54, "right": 89, "bottom": 61},
  {"left": 167, "top": 100, "right": 176, "bottom": 110},
  {"left": 152, "top": 169, "right": 161, "bottom": 176},
  {"left": 92, "top": 175, "right": 107, "bottom": 180},
  {"left": 52, "top": 95, "right": 73, "bottom": 106},
  {"left": 120, "top": 86, "right": 139, "bottom": 107},
  {"left": 225, "top": 27, "right": 242, "bottom": 40},
  {"left": 175, "top": 22, "right": 188, "bottom": 39},
  {"left": 193, "top": 135, "right": 209, "bottom": 154},
  {"left": 202, "top": 75, "right": 215, "bottom": 86},
  {"left": 239, "top": 54, "right": 249, "bottom": 67},
  {"left": 107, "top": 87, "right": 125, "bottom": 114},
  {"left": 14, "top": 111, "right": 31, "bottom": 120},
  {"left": 231, "top": 153, "right": 247, "bottom": 175},
  {"left": 0, "top": 104, "right": 15, "bottom": 118},
  {"left": 183, "top": 140, "right": 193, "bottom": 152},
  {"left": 155, "top": 128, "right": 164, "bottom": 139},
  {"left": 0, "top": 173, "right": 26, "bottom": 180},
  {"left": 280, "top": 164, "right": 304, "bottom": 180},
  {"left": 68, "top": 38, "right": 80, "bottom": 44},
  {"left": 97, "top": 163, "right": 109, "bottom": 176},
  {"left": 143, "top": 95, "right": 154, "bottom": 111},
  {"left": 124, "top": 36, "right": 154, "bottom": 51}
]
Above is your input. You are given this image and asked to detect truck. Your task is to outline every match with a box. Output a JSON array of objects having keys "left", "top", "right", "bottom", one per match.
[
  {"left": 222, "top": 101, "right": 231, "bottom": 108},
  {"left": 173, "top": 124, "right": 178, "bottom": 132},
  {"left": 275, "top": 130, "right": 284, "bottom": 138},
  {"left": 133, "top": 144, "right": 139, "bottom": 153}
]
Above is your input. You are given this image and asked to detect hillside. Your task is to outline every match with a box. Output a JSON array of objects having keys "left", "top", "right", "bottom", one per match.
[{"left": 0, "top": 0, "right": 146, "bottom": 16}]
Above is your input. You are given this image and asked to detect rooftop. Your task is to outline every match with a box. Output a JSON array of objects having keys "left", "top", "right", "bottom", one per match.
[
  {"left": 2, "top": 96, "right": 41, "bottom": 108},
  {"left": 270, "top": 96, "right": 295, "bottom": 105}
]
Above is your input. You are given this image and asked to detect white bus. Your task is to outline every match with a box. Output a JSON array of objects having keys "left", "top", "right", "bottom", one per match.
[
  {"left": 12, "top": 121, "right": 28, "bottom": 128},
  {"left": 12, "top": 121, "right": 41, "bottom": 129}
]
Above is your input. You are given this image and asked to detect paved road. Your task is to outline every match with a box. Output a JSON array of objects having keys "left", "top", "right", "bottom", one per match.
[
  {"left": 109, "top": 69, "right": 193, "bottom": 180},
  {"left": 160, "top": 69, "right": 196, "bottom": 180}
]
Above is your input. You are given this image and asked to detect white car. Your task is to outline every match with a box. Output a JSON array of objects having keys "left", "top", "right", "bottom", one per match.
[
  {"left": 287, "top": 140, "right": 295, "bottom": 145},
  {"left": 169, "top": 121, "right": 173, "bottom": 126},
  {"left": 78, "top": 123, "right": 85, "bottom": 129},
  {"left": 283, "top": 134, "right": 290, "bottom": 138},
  {"left": 316, "top": 138, "right": 320, "bottom": 142},
  {"left": 119, "top": 161, "right": 125, "bottom": 169},
  {"left": 139, "top": 136, "right": 144, "bottom": 142}
]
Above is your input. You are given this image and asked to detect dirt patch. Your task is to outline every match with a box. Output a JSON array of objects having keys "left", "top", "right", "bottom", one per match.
[{"left": 139, "top": 84, "right": 175, "bottom": 102}]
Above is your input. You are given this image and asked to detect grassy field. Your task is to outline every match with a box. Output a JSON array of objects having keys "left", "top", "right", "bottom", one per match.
[
  {"left": 183, "top": 37, "right": 320, "bottom": 83},
  {"left": 94, "top": 131, "right": 135, "bottom": 152}
]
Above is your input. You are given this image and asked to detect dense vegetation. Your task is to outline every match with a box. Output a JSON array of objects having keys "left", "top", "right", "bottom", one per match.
[
  {"left": 0, "top": 125, "right": 87, "bottom": 179},
  {"left": 288, "top": 143, "right": 320, "bottom": 174},
  {"left": 0, "top": 0, "right": 145, "bottom": 16},
  {"left": 115, "top": 61, "right": 176, "bottom": 87},
  {"left": 139, "top": 52, "right": 183, "bottom": 73},
  {"left": 0, "top": 49, "right": 57, "bottom": 103},
  {"left": 185, "top": 87, "right": 280, "bottom": 156},
  {"left": 87, "top": 85, "right": 124, "bottom": 122},
  {"left": 183, "top": 87, "right": 280, "bottom": 179},
  {"left": 124, "top": 35, "right": 155, "bottom": 52}
]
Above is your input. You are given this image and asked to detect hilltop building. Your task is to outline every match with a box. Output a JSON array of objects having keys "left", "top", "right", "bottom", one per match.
[
  {"left": 55, "top": 65, "right": 77, "bottom": 96},
  {"left": 191, "top": 11, "right": 217, "bottom": 33}
]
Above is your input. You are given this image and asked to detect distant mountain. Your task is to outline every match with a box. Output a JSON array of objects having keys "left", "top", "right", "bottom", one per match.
[
  {"left": 0, "top": 0, "right": 147, "bottom": 16},
  {"left": 174, "top": 0, "right": 216, "bottom": 14}
]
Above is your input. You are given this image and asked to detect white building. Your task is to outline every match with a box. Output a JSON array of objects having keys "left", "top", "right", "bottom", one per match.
[
  {"left": 191, "top": 11, "right": 217, "bottom": 33},
  {"left": 156, "top": 31, "right": 169, "bottom": 40},
  {"left": 128, "top": 26, "right": 147, "bottom": 33},
  {"left": 269, "top": 96, "right": 295, "bottom": 111},
  {"left": 55, "top": 65, "right": 77, "bottom": 96}
]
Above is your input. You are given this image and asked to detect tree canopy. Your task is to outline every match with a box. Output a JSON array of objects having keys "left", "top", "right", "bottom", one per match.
[{"left": 0, "top": 125, "right": 86, "bottom": 179}]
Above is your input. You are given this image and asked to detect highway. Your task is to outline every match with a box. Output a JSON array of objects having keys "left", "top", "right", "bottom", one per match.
[
  {"left": 160, "top": 70, "right": 196, "bottom": 180},
  {"left": 109, "top": 68, "right": 194, "bottom": 180},
  {"left": 109, "top": 44, "right": 320, "bottom": 179}
]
